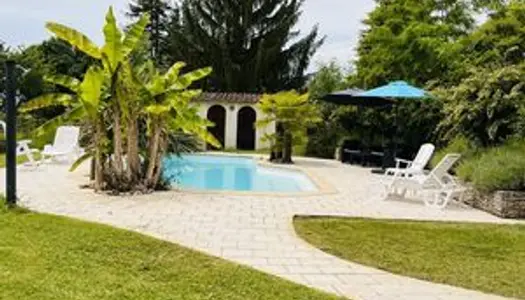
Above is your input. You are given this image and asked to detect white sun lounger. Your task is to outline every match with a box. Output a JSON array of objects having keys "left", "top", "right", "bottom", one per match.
[
  {"left": 386, "top": 143, "right": 435, "bottom": 177},
  {"left": 0, "top": 120, "right": 40, "bottom": 168},
  {"left": 384, "top": 153, "right": 465, "bottom": 209},
  {"left": 41, "top": 126, "right": 83, "bottom": 163}
]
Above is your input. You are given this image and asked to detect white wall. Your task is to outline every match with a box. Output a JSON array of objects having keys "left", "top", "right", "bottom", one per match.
[{"left": 197, "top": 102, "right": 275, "bottom": 150}]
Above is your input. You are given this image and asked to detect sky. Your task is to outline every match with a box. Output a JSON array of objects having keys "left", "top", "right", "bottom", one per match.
[{"left": 0, "top": 0, "right": 377, "bottom": 72}]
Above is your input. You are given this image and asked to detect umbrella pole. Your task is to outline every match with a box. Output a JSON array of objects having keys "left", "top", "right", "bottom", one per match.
[{"left": 394, "top": 104, "right": 398, "bottom": 162}]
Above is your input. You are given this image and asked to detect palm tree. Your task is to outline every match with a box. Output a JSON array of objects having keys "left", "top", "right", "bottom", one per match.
[{"left": 258, "top": 91, "right": 321, "bottom": 163}]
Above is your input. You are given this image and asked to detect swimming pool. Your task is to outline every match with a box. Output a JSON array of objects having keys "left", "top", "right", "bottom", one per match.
[{"left": 162, "top": 154, "right": 317, "bottom": 192}]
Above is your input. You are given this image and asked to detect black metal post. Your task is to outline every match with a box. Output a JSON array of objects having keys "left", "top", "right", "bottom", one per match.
[{"left": 4, "top": 60, "right": 17, "bottom": 207}]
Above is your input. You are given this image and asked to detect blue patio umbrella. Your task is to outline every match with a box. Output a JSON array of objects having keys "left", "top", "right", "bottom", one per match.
[
  {"left": 358, "top": 81, "right": 430, "bottom": 99},
  {"left": 356, "top": 81, "right": 432, "bottom": 171},
  {"left": 321, "top": 88, "right": 394, "bottom": 107}
]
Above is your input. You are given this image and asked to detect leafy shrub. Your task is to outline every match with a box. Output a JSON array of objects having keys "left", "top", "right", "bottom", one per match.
[
  {"left": 457, "top": 139, "right": 525, "bottom": 192},
  {"left": 430, "top": 135, "right": 478, "bottom": 168},
  {"left": 436, "top": 64, "right": 525, "bottom": 147},
  {"left": 305, "top": 122, "right": 343, "bottom": 158}
]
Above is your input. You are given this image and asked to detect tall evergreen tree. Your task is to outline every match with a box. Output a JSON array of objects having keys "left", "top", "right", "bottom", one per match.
[
  {"left": 127, "top": 0, "right": 171, "bottom": 64},
  {"left": 167, "top": 0, "right": 324, "bottom": 92}
]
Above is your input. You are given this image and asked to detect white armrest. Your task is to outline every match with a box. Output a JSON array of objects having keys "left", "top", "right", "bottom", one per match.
[{"left": 395, "top": 158, "right": 413, "bottom": 168}]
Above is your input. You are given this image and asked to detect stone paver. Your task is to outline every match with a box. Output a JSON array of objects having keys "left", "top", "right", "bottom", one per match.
[{"left": 2, "top": 157, "right": 521, "bottom": 300}]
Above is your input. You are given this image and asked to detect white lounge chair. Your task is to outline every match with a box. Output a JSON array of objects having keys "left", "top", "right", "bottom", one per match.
[
  {"left": 41, "top": 126, "right": 83, "bottom": 163},
  {"left": 0, "top": 120, "right": 40, "bottom": 168},
  {"left": 386, "top": 143, "right": 435, "bottom": 177},
  {"left": 384, "top": 153, "right": 464, "bottom": 209}
]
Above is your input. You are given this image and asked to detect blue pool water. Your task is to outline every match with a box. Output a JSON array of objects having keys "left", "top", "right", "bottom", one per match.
[{"left": 162, "top": 155, "right": 317, "bottom": 192}]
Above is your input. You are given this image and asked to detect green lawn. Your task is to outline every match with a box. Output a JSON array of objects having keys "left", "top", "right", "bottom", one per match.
[
  {"left": 0, "top": 202, "right": 341, "bottom": 300},
  {"left": 294, "top": 217, "right": 525, "bottom": 299},
  {"left": 0, "top": 153, "right": 42, "bottom": 168}
]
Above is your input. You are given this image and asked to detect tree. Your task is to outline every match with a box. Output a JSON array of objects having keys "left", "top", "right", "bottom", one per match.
[
  {"left": 38, "top": 38, "right": 95, "bottom": 79},
  {"left": 460, "top": 0, "right": 525, "bottom": 67},
  {"left": 166, "top": 0, "right": 324, "bottom": 92},
  {"left": 437, "top": 64, "right": 525, "bottom": 147},
  {"left": 21, "top": 7, "right": 217, "bottom": 193},
  {"left": 305, "top": 62, "right": 350, "bottom": 158},
  {"left": 127, "top": 0, "right": 171, "bottom": 65},
  {"left": 307, "top": 61, "right": 347, "bottom": 102},
  {"left": 433, "top": 1, "right": 525, "bottom": 147},
  {"left": 355, "top": 0, "right": 478, "bottom": 88},
  {"left": 258, "top": 91, "right": 321, "bottom": 163}
]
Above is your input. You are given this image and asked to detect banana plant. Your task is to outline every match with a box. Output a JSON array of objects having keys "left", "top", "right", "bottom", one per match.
[
  {"left": 21, "top": 7, "right": 150, "bottom": 191},
  {"left": 46, "top": 7, "right": 150, "bottom": 181},
  {"left": 135, "top": 60, "right": 219, "bottom": 188}
]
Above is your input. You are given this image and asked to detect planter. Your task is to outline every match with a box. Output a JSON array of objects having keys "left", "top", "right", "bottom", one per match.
[{"left": 462, "top": 188, "right": 525, "bottom": 219}]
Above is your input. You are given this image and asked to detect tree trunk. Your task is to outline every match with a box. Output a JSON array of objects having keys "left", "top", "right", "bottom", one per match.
[
  {"left": 145, "top": 119, "right": 162, "bottom": 186},
  {"left": 127, "top": 116, "right": 141, "bottom": 183},
  {"left": 282, "top": 131, "right": 293, "bottom": 164},
  {"left": 93, "top": 121, "right": 105, "bottom": 191},
  {"left": 151, "top": 136, "right": 168, "bottom": 189},
  {"left": 90, "top": 158, "right": 95, "bottom": 181},
  {"left": 112, "top": 104, "right": 124, "bottom": 177}
]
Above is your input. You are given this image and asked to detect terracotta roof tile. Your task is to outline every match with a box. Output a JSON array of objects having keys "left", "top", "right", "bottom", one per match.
[{"left": 195, "top": 92, "right": 261, "bottom": 104}]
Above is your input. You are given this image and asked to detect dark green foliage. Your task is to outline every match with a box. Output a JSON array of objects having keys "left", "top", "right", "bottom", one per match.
[
  {"left": 167, "top": 131, "right": 202, "bottom": 154},
  {"left": 305, "top": 121, "right": 345, "bottom": 159},
  {"left": 127, "top": 0, "right": 172, "bottom": 64},
  {"left": 167, "top": 0, "right": 324, "bottom": 92},
  {"left": 394, "top": 99, "right": 443, "bottom": 157},
  {"left": 38, "top": 38, "right": 95, "bottom": 79}
]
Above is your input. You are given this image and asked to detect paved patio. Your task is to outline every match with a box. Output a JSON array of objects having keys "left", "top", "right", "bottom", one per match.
[{"left": 2, "top": 156, "right": 520, "bottom": 300}]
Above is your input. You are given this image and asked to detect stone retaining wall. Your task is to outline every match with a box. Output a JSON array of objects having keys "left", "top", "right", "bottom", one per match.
[{"left": 463, "top": 189, "right": 525, "bottom": 219}]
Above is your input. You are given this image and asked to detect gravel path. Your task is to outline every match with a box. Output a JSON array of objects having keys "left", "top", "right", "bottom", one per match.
[{"left": 2, "top": 157, "right": 519, "bottom": 300}]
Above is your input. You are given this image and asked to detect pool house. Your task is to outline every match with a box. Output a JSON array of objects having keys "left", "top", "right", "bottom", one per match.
[{"left": 196, "top": 93, "right": 275, "bottom": 151}]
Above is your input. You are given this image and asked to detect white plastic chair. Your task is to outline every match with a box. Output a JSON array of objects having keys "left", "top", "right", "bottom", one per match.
[
  {"left": 41, "top": 126, "right": 82, "bottom": 163},
  {"left": 386, "top": 143, "right": 435, "bottom": 177},
  {"left": 384, "top": 153, "right": 464, "bottom": 209},
  {"left": 0, "top": 120, "right": 40, "bottom": 168}
]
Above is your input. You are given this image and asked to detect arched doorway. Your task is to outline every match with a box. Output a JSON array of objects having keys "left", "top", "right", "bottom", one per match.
[
  {"left": 207, "top": 105, "right": 226, "bottom": 150},
  {"left": 237, "top": 106, "right": 256, "bottom": 150}
]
